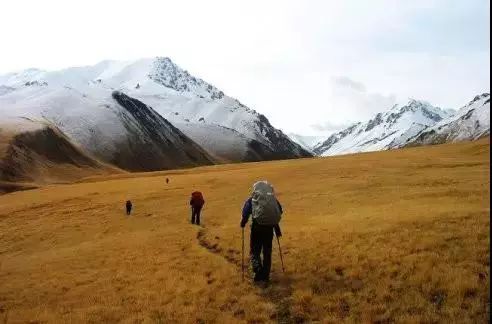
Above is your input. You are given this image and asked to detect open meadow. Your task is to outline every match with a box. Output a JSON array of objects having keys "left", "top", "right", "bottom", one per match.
[{"left": 0, "top": 139, "right": 489, "bottom": 323}]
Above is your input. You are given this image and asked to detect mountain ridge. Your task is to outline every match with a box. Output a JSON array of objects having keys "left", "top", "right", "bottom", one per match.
[
  {"left": 405, "top": 93, "right": 490, "bottom": 147},
  {"left": 313, "top": 99, "right": 453, "bottom": 156}
]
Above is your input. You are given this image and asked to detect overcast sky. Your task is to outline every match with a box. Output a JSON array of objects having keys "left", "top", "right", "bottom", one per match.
[{"left": 0, "top": 0, "right": 489, "bottom": 135}]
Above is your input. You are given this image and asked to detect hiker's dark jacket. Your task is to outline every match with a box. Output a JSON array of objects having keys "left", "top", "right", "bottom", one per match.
[
  {"left": 190, "top": 197, "right": 205, "bottom": 209},
  {"left": 240, "top": 198, "right": 282, "bottom": 236}
]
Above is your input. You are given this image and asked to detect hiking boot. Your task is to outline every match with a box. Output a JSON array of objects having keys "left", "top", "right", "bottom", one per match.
[{"left": 253, "top": 273, "right": 263, "bottom": 282}]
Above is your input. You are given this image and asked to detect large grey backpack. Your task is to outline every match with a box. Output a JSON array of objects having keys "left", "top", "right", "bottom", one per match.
[{"left": 251, "top": 181, "right": 282, "bottom": 225}]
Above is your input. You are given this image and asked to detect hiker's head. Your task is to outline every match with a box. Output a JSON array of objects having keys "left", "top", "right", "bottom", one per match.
[{"left": 252, "top": 181, "right": 274, "bottom": 194}]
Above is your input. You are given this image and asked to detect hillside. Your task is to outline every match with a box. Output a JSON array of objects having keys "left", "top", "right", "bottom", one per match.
[
  {"left": 174, "top": 123, "right": 278, "bottom": 163},
  {"left": 0, "top": 138, "right": 489, "bottom": 323},
  {"left": 0, "top": 119, "right": 120, "bottom": 193}
]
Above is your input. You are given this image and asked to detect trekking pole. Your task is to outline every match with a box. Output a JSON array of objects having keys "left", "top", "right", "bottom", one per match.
[
  {"left": 276, "top": 235, "right": 285, "bottom": 273},
  {"left": 241, "top": 228, "right": 245, "bottom": 281}
]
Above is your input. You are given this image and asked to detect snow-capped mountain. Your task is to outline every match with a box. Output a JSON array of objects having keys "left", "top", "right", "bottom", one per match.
[
  {"left": 405, "top": 93, "right": 490, "bottom": 146},
  {"left": 313, "top": 99, "right": 451, "bottom": 156},
  {"left": 0, "top": 78, "right": 214, "bottom": 171},
  {"left": 287, "top": 133, "right": 326, "bottom": 152},
  {"left": 0, "top": 57, "right": 310, "bottom": 173}
]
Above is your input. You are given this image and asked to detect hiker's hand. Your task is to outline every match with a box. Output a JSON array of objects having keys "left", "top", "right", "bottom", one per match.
[{"left": 274, "top": 226, "right": 282, "bottom": 237}]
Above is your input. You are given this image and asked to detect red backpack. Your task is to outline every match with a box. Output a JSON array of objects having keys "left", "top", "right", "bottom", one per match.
[{"left": 191, "top": 191, "right": 205, "bottom": 207}]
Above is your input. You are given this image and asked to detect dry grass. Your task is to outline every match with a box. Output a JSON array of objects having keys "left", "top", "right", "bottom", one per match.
[
  {"left": 0, "top": 139, "right": 489, "bottom": 323},
  {"left": 0, "top": 120, "right": 121, "bottom": 190}
]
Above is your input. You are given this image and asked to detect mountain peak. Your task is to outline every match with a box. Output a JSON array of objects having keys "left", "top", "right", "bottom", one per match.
[
  {"left": 471, "top": 92, "right": 490, "bottom": 103},
  {"left": 406, "top": 92, "right": 490, "bottom": 146},
  {"left": 147, "top": 56, "right": 225, "bottom": 100},
  {"left": 388, "top": 98, "right": 434, "bottom": 114},
  {"left": 314, "top": 98, "right": 450, "bottom": 156},
  {"left": 405, "top": 98, "right": 434, "bottom": 109}
]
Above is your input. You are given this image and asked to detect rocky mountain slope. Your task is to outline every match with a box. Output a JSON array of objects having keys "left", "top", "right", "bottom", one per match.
[
  {"left": 313, "top": 99, "right": 452, "bottom": 156},
  {"left": 405, "top": 93, "right": 490, "bottom": 146}
]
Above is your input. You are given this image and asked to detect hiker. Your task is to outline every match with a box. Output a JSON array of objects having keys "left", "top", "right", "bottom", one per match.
[
  {"left": 126, "top": 200, "right": 132, "bottom": 215},
  {"left": 240, "top": 181, "right": 282, "bottom": 283},
  {"left": 190, "top": 191, "right": 205, "bottom": 225},
  {"left": 166, "top": 178, "right": 169, "bottom": 184}
]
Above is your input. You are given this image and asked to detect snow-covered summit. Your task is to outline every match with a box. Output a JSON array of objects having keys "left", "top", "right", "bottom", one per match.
[
  {"left": 405, "top": 93, "right": 490, "bottom": 146},
  {"left": 313, "top": 99, "right": 451, "bottom": 156},
  {"left": 147, "top": 57, "right": 224, "bottom": 100}
]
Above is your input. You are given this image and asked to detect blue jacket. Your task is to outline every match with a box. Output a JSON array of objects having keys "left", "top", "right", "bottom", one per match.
[{"left": 241, "top": 197, "right": 282, "bottom": 236}]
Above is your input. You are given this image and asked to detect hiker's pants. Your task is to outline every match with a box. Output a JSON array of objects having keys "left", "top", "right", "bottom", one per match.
[
  {"left": 250, "top": 222, "right": 274, "bottom": 281},
  {"left": 191, "top": 206, "right": 202, "bottom": 225}
]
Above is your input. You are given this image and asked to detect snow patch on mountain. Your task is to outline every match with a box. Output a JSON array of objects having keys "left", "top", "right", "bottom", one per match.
[
  {"left": 175, "top": 123, "right": 279, "bottom": 162},
  {"left": 406, "top": 93, "right": 490, "bottom": 146},
  {"left": 313, "top": 99, "right": 451, "bottom": 156},
  {"left": 287, "top": 133, "right": 327, "bottom": 152}
]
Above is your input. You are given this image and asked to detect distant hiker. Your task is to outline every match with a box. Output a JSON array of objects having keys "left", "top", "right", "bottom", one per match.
[
  {"left": 190, "top": 191, "right": 205, "bottom": 225},
  {"left": 166, "top": 178, "right": 169, "bottom": 184},
  {"left": 126, "top": 200, "right": 132, "bottom": 215},
  {"left": 241, "top": 181, "right": 282, "bottom": 283}
]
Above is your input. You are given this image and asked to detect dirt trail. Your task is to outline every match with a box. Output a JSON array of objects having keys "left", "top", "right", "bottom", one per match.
[{"left": 196, "top": 227, "right": 296, "bottom": 323}]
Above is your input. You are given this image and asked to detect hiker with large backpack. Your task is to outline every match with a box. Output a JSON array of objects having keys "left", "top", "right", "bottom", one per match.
[
  {"left": 190, "top": 191, "right": 205, "bottom": 225},
  {"left": 240, "top": 181, "right": 282, "bottom": 283}
]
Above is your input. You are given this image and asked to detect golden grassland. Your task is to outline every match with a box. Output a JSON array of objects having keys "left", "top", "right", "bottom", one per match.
[{"left": 0, "top": 139, "right": 490, "bottom": 323}]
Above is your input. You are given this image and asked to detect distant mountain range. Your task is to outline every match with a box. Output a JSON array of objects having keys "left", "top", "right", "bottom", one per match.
[
  {"left": 311, "top": 94, "right": 489, "bottom": 156},
  {"left": 0, "top": 56, "right": 489, "bottom": 188},
  {"left": 287, "top": 134, "right": 326, "bottom": 153}
]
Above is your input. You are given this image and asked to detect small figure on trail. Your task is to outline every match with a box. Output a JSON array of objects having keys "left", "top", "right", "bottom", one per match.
[
  {"left": 166, "top": 178, "right": 169, "bottom": 184},
  {"left": 241, "top": 181, "right": 282, "bottom": 283},
  {"left": 190, "top": 191, "right": 205, "bottom": 225},
  {"left": 126, "top": 200, "right": 132, "bottom": 215}
]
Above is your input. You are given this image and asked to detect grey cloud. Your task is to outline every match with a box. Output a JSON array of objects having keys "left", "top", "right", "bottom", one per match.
[{"left": 332, "top": 76, "right": 366, "bottom": 92}]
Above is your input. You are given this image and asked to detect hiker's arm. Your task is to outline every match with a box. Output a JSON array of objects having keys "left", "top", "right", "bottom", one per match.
[
  {"left": 240, "top": 198, "right": 252, "bottom": 227},
  {"left": 277, "top": 200, "right": 283, "bottom": 214},
  {"left": 274, "top": 224, "right": 282, "bottom": 237},
  {"left": 275, "top": 199, "right": 282, "bottom": 236}
]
